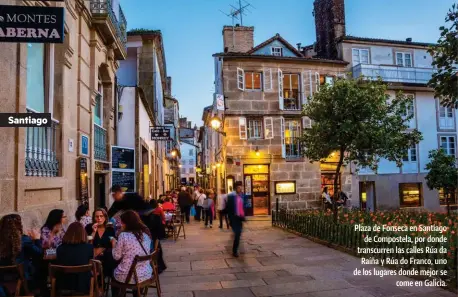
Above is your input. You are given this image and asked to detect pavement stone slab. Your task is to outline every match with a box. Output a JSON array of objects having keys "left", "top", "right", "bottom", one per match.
[
  {"left": 235, "top": 271, "right": 279, "bottom": 280},
  {"left": 263, "top": 275, "right": 315, "bottom": 285},
  {"left": 250, "top": 279, "right": 353, "bottom": 297},
  {"left": 161, "top": 281, "right": 222, "bottom": 292},
  {"left": 191, "top": 259, "right": 229, "bottom": 270},
  {"left": 194, "top": 287, "right": 256, "bottom": 297},
  {"left": 220, "top": 278, "right": 266, "bottom": 288},
  {"left": 226, "top": 257, "right": 263, "bottom": 268},
  {"left": 160, "top": 274, "right": 237, "bottom": 285}
]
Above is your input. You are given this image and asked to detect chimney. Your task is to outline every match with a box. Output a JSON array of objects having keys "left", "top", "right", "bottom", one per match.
[
  {"left": 406, "top": 37, "right": 412, "bottom": 42},
  {"left": 313, "top": 0, "right": 346, "bottom": 59},
  {"left": 222, "top": 25, "right": 254, "bottom": 53},
  {"left": 296, "top": 43, "right": 302, "bottom": 50}
]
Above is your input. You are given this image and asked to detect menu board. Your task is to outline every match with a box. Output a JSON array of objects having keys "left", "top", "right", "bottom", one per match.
[
  {"left": 275, "top": 181, "right": 296, "bottom": 194},
  {"left": 79, "top": 158, "right": 89, "bottom": 204},
  {"left": 112, "top": 171, "right": 135, "bottom": 193},
  {"left": 111, "top": 146, "right": 135, "bottom": 170}
]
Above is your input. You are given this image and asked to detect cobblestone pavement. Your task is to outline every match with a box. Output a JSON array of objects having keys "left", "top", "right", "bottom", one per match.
[{"left": 150, "top": 220, "right": 455, "bottom": 297}]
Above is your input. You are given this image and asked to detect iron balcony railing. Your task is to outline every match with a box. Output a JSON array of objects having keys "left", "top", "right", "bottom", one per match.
[
  {"left": 25, "top": 109, "right": 59, "bottom": 177},
  {"left": 94, "top": 124, "right": 108, "bottom": 161},
  {"left": 352, "top": 64, "right": 435, "bottom": 84},
  {"left": 285, "top": 137, "right": 301, "bottom": 159},
  {"left": 90, "top": 0, "right": 127, "bottom": 50}
]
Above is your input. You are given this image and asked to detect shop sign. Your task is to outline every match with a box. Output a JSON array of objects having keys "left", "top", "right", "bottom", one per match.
[
  {"left": 216, "top": 94, "right": 224, "bottom": 111},
  {"left": 244, "top": 164, "right": 269, "bottom": 174},
  {"left": 150, "top": 126, "right": 171, "bottom": 141},
  {"left": 0, "top": 5, "right": 65, "bottom": 43},
  {"left": 81, "top": 134, "right": 89, "bottom": 156},
  {"left": 111, "top": 146, "right": 135, "bottom": 171},
  {"left": 79, "top": 157, "right": 89, "bottom": 204},
  {"left": 275, "top": 181, "right": 296, "bottom": 195},
  {"left": 95, "top": 161, "right": 110, "bottom": 172}
]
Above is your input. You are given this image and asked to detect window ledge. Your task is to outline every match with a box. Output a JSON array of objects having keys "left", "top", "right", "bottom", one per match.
[{"left": 285, "top": 157, "right": 304, "bottom": 162}]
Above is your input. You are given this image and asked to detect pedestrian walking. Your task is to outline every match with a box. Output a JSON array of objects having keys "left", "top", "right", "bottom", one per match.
[
  {"left": 196, "top": 188, "right": 206, "bottom": 221},
  {"left": 203, "top": 190, "right": 215, "bottom": 228},
  {"left": 226, "top": 182, "right": 245, "bottom": 257},
  {"left": 178, "top": 186, "right": 193, "bottom": 223},
  {"left": 217, "top": 188, "right": 230, "bottom": 229}
]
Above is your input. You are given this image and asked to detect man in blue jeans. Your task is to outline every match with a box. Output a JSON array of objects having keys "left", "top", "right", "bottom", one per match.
[{"left": 226, "top": 182, "right": 245, "bottom": 257}]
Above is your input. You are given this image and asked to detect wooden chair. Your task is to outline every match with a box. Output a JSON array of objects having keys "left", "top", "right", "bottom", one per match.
[
  {"left": 0, "top": 264, "right": 29, "bottom": 296},
  {"left": 167, "top": 213, "right": 186, "bottom": 241},
  {"left": 49, "top": 263, "right": 95, "bottom": 297},
  {"left": 90, "top": 259, "right": 105, "bottom": 297},
  {"left": 110, "top": 250, "right": 161, "bottom": 297}
]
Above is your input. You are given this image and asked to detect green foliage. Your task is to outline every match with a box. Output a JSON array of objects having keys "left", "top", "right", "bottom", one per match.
[
  {"left": 301, "top": 77, "right": 423, "bottom": 172},
  {"left": 425, "top": 149, "right": 457, "bottom": 193},
  {"left": 428, "top": 3, "right": 458, "bottom": 108}
]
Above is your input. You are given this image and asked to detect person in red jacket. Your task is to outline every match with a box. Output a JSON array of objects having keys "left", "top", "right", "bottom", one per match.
[{"left": 161, "top": 197, "right": 176, "bottom": 212}]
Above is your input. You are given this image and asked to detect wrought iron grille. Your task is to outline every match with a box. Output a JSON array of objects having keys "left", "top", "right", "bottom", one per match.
[
  {"left": 25, "top": 110, "right": 59, "bottom": 177},
  {"left": 94, "top": 124, "right": 108, "bottom": 161},
  {"left": 285, "top": 137, "right": 301, "bottom": 159}
]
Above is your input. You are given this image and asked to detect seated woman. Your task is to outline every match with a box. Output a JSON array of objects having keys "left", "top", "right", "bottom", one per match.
[
  {"left": 161, "top": 197, "right": 176, "bottom": 212},
  {"left": 150, "top": 199, "right": 166, "bottom": 225},
  {"left": 0, "top": 214, "right": 42, "bottom": 294},
  {"left": 112, "top": 210, "right": 152, "bottom": 289},
  {"left": 90, "top": 208, "right": 116, "bottom": 277},
  {"left": 56, "top": 222, "right": 93, "bottom": 294},
  {"left": 75, "top": 204, "right": 92, "bottom": 229},
  {"left": 41, "top": 209, "right": 67, "bottom": 249}
]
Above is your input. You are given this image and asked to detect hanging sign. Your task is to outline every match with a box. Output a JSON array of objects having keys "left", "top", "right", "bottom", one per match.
[
  {"left": 0, "top": 5, "right": 65, "bottom": 43},
  {"left": 79, "top": 157, "right": 89, "bottom": 205},
  {"left": 216, "top": 94, "right": 225, "bottom": 111},
  {"left": 150, "top": 126, "right": 171, "bottom": 141}
]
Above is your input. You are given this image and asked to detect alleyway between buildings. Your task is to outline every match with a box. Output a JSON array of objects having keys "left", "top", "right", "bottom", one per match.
[{"left": 155, "top": 221, "right": 455, "bottom": 297}]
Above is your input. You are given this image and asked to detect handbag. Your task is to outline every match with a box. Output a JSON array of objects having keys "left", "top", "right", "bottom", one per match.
[{"left": 190, "top": 205, "right": 196, "bottom": 216}]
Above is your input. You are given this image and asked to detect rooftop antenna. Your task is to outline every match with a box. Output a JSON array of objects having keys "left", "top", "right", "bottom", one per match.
[{"left": 219, "top": 0, "right": 254, "bottom": 50}]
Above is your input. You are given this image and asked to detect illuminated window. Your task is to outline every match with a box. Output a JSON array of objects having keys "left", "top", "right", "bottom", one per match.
[
  {"left": 439, "top": 188, "right": 457, "bottom": 205},
  {"left": 283, "top": 74, "right": 300, "bottom": 110},
  {"left": 244, "top": 72, "right": 262, "bottom": 90},
  {"left": 399, "top": 183, "right": 422, "bottom": 207}
]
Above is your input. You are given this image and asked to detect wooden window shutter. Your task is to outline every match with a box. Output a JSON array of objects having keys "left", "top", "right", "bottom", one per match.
[
  {"left": 263, "top": 68, "right": 272, "bottom": 91},
  {"left": 239, "top": 117, "right": 247, "bottom": 140},
  {"left": 280, "top": 117, "right": 286, "bottom": 158},
  {"left": 237, "top": 67, "right": 245, "bottom": 91},
  {"left": 264, "top": 117, "right": 274, "bottom": 139},
  {"left": 278, "top": 69, "right": 284, "bottom": 110}
]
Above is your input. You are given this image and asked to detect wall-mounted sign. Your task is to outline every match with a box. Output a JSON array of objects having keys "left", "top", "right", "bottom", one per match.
[
  {"left": 81, "top": 135, "right": 89, "bottom": 156},
  {"left": 150, "top": 126, "right": 171, "bottom": 141},
  {"left": 68, "top": 138, "right": 74, "bottom": 152},
  {"left": 112, "top": 171, "right": 135, "bottom": 193},
  {"left": 111, "top": 146, "right": 135, "bottom": 171},
  {"left": 0, "top": 5, "right": 65, "bottom": 43},
  {"left": 95, "top": 161, "right": 110, "bottom": 172},
  {"left": 216, "top": 94, "right": 225, "bottom": 111},
  {"left": 275, "top": 181, "right": 296, "bottom": 195},
  {"left": 79, "top": 158, "right": 89, "bottom": 204},
  {"left": 244, "top": 165, "right": 269, "bottom": 174}
]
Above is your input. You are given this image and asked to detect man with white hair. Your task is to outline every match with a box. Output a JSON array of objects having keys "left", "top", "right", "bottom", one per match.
[{"left": 178, "top": 186, "right": 193, "bottom": 223}]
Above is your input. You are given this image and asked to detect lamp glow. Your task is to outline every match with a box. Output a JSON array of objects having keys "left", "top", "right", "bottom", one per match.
[{"left": 210, "top": 116, "right": 222, "bottom": 130}]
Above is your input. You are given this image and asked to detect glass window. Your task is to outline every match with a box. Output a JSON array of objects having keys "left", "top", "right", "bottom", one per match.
[
  {"left": 189, "top": 159, "right": 194, "bottom": 165},
  {"left": 285, "top": 119, "right": 301, "bottom": 158},
  {"left": 403, "top": 144, "right": 417, "bottom": 162},
  {"left": 399, "top": 183, "right": 422, "bottom": 207},
  {"left": 283, "top": 74, "right": 300, "bottom": 110},
  {"left": 94, "top": 80, "right": 103, "bottom": 126},
  {"left": 26, "top": 43, "right": 46, "bottom": 112},
  {"left": 248, "top": 118, "right": 263, "bottom": 139},
  {"left": 189, "top": 167, "right": 194, "bottom": 174},
  {"left": 440, "top": 136, "right": 455, "bottom": 156},
  {"left": 244, "top": 72, "right": 262, "bottom": 90},
  {"left": 439, "top": 188, "right": 457, "bottom": 205},
  {"left": 352, "top": 48, "right": 369, "bottom": 65},
  {"left": 272, "top": 47, "right": 283, "bottom": 56},
  {"left": 189, "top": 149, "right": 193, "bottom": 156},
  {"left": 439, "top": 106, "right": 454, "bottom": 129},
  {"left": 396, "top": 52, "right": 413, "bottom": 67}
]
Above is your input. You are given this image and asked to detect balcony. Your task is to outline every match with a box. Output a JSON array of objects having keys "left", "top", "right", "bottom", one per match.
[
  {"left": 90, "top": 0, "right": 127, "bottom": 60},
  {"left": 352, "top": 64, "right": 435, "bottom": 85},
  {"left": 25, "top": 110, "right": 59, "bottom": 177},
  {"left": 94, "top": 124, "right": 108, "bottom": 161}
]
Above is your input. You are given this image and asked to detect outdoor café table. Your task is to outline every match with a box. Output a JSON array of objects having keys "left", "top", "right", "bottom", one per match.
[{"left": 43, "top": 248, "right": 105, "bottom": 261}]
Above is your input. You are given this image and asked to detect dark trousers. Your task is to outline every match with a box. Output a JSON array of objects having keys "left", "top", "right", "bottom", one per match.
[
  {"left": 181, "top": 205, "right": 191, "bottom": 223},
  {"left": 195, "top": 206, "right": 203, "bottom": 221},
  {"left": 204, "top": 209, "right": 213, "bottom": 226},
  {"left": 230, "top": 216, "right": 243, "bottom": 255},
  {"left": 219, "top": 210, "right": 230, "bottom": 228}
]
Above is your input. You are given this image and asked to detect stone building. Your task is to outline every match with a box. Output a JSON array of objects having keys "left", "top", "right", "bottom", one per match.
[
  {"left": 0, "top": 0, "right": 127, "bottom": 226},
  {"left": 308, "top": 0, "right": 452, "bottom": 211},
  {"left": 212, "top": 26, "right": 348, "bottom": 215}
]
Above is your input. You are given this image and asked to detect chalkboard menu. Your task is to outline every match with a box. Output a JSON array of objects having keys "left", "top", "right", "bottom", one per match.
[
  {"left": 79, "top": 158, "right": 89, "bottom": 204},
  {"left": 112, "top": 171, "right": 135, "bottom": 193},
  {"left": 111, "top": 146, "right": 135, "bottom": 170}
]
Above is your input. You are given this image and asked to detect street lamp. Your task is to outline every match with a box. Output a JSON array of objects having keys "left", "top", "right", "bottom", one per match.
[
  {"left": 254, "top": 146, "right": 260, "bottom": 157},
  {"left": 170, "top": 148, "right": 178, "bottom": 157},
  {"left": 209, "top": 116, "right": 226, "bottom": 136}
]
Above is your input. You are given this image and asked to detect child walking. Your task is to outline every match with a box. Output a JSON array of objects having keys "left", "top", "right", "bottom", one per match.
[{"left": 203, "top": 189, "right": 215, "bottom": 228}]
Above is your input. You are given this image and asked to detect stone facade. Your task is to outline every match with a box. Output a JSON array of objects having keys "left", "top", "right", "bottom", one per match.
[
  {"left": 0, "top": 0, "right": 126, "bottom": 228},
  {"left": 223, "top": 26, "right": 254, "bottom": 53},
  {"left": 218, "top": 56, "right": 348, "bottom": 212}
]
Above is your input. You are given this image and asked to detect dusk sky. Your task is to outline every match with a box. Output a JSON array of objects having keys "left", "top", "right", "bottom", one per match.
[{"left": 120, "top": 0, "right": 455, "bottom": 126}]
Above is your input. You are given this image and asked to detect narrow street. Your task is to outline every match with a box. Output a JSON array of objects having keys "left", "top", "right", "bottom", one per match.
[{"left": 156, "top": 221, "right": 455, "bottom": 297}]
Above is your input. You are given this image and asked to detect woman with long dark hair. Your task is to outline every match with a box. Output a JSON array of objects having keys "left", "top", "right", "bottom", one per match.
[
  {"left": 0, "top": 214, "right": 42, "bottom": 292},
  {"left": 41, "top": 209, "right": 67, "bottom": 249},
  {"left": 75, "top": 204, "right": 92, "bottom": 228},
  {"left": 112, "top": 210, "right": 152, "bottom": 285},
  {"left": 90, "top": 208, "right": 116, "bottom": 277}
]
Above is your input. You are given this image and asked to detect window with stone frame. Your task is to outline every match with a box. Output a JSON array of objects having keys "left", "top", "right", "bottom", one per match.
[
  {"left": 283, "top": 74, "right": 300, "bottom": 110},
  {"left": 439, "top": 104, "right": 454, "bottom": 129},
  {"left": 247, "top": 118, "right": 263, "bottom": 139},
  {"left": 244, "top": 72, "right": 262, "bottom": 90},
  {"left": 284, "top": 119, "right": 301, "bottom": 158},
  {"left": 440, "top": 136, "right": 456, "bottom": 156}
]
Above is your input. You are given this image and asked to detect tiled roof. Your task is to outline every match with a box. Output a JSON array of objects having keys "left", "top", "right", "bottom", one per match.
[
  {"left": 341, "top": 36, "right": 435, "bottom": 47},
  {"left": 212, "top": 52, "right": 348, "bottom": 64},
  {"left": 246, "top": 33, "right": 303, "bottom": 57}
]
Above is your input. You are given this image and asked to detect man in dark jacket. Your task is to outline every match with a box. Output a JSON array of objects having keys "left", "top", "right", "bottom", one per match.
[
  {"left": 226, "top": 182, "right": 245, "bottom": 257},
  {"left": 178, "top": 186, "right": 193, "bottom": 223}
]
